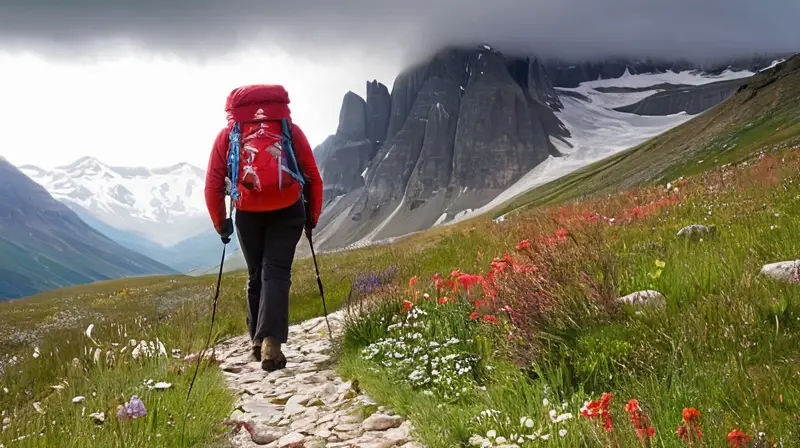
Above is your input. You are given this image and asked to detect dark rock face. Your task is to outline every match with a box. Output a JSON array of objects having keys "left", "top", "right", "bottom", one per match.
[
  {"left": 315, "top": 46, "right": 569, "bottom": 248},
  {"left": 614, "top": 78, "right": 749, "bottom": 116},
  {"left": 316, "top": 87, "right": 389, "bottom": 206},
  {"left": 366, "top": 81, "right": 391, "bottom": 144},
  {"left": 542, "top": 55, "right": 786, "bottom": 88},
  {"left": 451, "top": 51, "right": 551, "bottom": 190},
  {"left": 336, "top": 92, "right": 367, "bottom": 141}
]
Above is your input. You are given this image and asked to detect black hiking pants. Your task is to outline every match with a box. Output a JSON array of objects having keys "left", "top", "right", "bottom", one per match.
[{"left": 235, "top": 198, "right": 305, "bottom": 344}]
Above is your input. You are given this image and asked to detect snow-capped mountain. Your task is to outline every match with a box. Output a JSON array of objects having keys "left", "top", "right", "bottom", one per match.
[{"left": 20, "top": 157, "right": 209, "bottom": 246}]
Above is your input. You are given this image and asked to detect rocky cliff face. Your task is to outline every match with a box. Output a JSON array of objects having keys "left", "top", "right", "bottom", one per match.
[
  {"left": 543, "top": 55, "right": 783, "bottom": 88},
  {"left": 312, "top": 47, "right": 782, "bottom": 251},
  {"left": 613, "top": 78, "right": 750, "bottom": 116},
  {"left": 313, "top": 46, "right": 571, "bottom": 248}
]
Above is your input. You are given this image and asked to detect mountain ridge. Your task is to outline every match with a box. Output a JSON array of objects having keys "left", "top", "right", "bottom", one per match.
[
  {"left": 311, "top": 46, "right": 789, "bottom": 251},
  {"left": 0, "top": 159, "right": 179, "bottom": 300},
  {"left": 20, "top": 156, "right": 209, "bottom": 247}
]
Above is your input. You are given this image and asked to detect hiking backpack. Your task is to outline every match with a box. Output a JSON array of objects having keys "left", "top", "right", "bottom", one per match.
[{"left": 225, "top": 118, "right": 305, "bottom": 205}]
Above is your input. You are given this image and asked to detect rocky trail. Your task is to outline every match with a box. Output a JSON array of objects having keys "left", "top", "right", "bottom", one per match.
[{"left": 214, "top": 311, "right": 425, "bottom": 448}]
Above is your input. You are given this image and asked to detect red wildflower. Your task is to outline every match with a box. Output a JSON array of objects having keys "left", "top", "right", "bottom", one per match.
[
  {"left": 450, "top": 269, "right": 462, "bottom": 278},
  {"left": 554, "top": 227, "right": 570, "bottom": 240},
  {"left": 438, "top": 297, "right": 449, "bottom": 305},
  {"left": 432, "top": 273, "right": 441, "bottom": 281},
  {"left": 468, "top": 312, "right": 479, "bottom": 320},
  {"left": 490, "top": 259, "right": 507, "bottom": 273},
  {"left": 727, "top": 429, "right": 752, "bottom": 448},
  {"left": 624, "top": 399, "right": 656, "bottom": 445},
  {"left": 409, "top": 276, "right": 418, "bottom": 288},
  {"left": 582, "top": 393, "right": 614, "bottom": 431},
  {"left": 515, "top": 239, "right": 531, "bottom": 250},
  {"left": 472, "top": 298, "right": 485, "bottom": 309},
  {"left": 457, "top": 274, "right": 484, "bottom": 291},
  {"left": 482, "top": 314, "right": 498, "bottom": 323},
  {"left": 676, "top": 408, "right": 703, "bottom": 443},
  {"left": 401, "top": 300, "right": 413, "bottom": 312}
]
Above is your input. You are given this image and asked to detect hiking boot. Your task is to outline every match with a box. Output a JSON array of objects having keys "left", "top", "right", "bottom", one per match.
[
  {"left": 248, "top": 339, "right": 262, "bottom": 363},
  {"left": 261, "top": 337, "right": 286, "bottom": 372}
]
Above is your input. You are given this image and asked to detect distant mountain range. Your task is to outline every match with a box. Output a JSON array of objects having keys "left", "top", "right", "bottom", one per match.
[
  {"left": 20, "top": 157, "right": 208, "bottom": 246},
  {"left": 19, "top": 157, "right": 236, "bottom": 273},
  {"left": 0, "top": 158, "right": 178, "bottom": 300}
]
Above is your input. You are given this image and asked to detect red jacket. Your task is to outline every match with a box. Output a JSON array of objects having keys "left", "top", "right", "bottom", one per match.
[{"left": 204, "top": 85, "right": 323, "bottom": 233}]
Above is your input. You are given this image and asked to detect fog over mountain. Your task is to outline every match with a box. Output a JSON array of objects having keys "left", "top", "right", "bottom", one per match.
[{"left": 0, "top": 0, "right": 797, "bottom": 64}]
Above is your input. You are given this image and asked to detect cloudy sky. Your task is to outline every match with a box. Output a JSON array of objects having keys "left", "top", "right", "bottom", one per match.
[{"left": 0, "top": 0, "right": 797, "bottom": 170}]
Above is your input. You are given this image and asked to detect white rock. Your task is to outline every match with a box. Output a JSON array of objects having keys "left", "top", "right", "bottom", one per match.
[
  {"left": 677, "top": 224, "right": 716, "bottom": 238},
  {"left": 362, "top": 413, "right": 404, "bottom": 431},
  {"left": 617, "top": 290, "right": 666, "bottom": 308},
  {"left": 277, "top": 432, "right": 304, "bottom": 446},
  {"left": 760, "top": 260, "right": 800, "bottom": 284}
]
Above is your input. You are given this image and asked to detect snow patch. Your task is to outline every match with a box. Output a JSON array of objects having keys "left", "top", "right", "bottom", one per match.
[
  {"left": 760, "top": 59, "right": 787, "bottom": 72},
  {"left": 433, "top": 213, "right": 448, "bottom": 227}
]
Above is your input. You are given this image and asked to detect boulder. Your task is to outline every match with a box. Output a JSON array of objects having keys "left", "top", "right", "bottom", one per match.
[
  {"left": 676, "top": 224, "right": 717, "bottom": 239},
  {"left": 760, "top": 260, "right": 800, "bottom": 284},
  {"left": 617, "top": 290, "right": 667, "bottom": 308}
]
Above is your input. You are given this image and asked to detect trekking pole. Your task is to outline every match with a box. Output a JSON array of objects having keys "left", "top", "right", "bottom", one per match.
[
  {"left": 181, "top": 203, "right": 231, "bottom": 446},
  {"left": 305, "top": 227, "right": 334, "bottom": 342}
]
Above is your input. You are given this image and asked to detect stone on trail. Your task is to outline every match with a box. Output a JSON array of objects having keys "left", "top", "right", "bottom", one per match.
[
  {"left": 362, "top": 413, "right": 404, "bottom": 431},
  {"left": 277, "top": 431, "right": 304, "bottom": 447},
  {"left": 249, "top": 426, "right": 281, "bottom": 445},
  {"left": 760, "top": 260, "right": 800, "bottom": 284},
  {"left": 617, "top": 290, "right": 666, "bottom": 308}
]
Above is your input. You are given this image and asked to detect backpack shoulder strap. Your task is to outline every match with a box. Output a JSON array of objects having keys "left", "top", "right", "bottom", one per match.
[
  {"left": 227, "top": 122, "right": 242, "bottom": 201},
  {"left": 281, "top": 118, "right": 306, "bottom": 187}
]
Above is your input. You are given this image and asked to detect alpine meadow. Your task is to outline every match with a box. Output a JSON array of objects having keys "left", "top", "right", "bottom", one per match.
[{"left": 1, "top": 3, "right": 799, "bottom": 447}]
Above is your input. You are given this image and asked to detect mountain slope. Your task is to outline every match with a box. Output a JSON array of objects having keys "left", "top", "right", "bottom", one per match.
[
  {"left": 313, "top": 47, "right": 779, "bottom": 250},
  {"left": 0, "top": 160, "right": 179, "bottom": 300},
  {"left": 499, "top": 54, "right": 800, "bottom": 215},
  {"left": 314, "top": 46, "right": 571, "bottom": 250},
  {"left": 19, "top": 157, "right": 208, "bottom": 246}
]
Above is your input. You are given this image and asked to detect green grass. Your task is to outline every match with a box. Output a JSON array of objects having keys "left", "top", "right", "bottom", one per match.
[{"left": 338, "top": 148, "right": 800, "bottom": 447}]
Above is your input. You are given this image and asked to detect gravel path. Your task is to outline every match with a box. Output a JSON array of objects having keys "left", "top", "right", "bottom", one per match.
[{"left": 215, "top": 311, "right": 425, "bottom": 448}]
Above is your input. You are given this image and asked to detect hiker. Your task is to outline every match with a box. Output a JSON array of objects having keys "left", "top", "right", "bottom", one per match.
[{"left": 204, "top": 84, "right": 323, "bottom": 372}]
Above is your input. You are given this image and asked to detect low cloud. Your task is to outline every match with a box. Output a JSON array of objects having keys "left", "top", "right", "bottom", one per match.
[{"left": 0, "top": 0, "right": 797, "bottom": 63}]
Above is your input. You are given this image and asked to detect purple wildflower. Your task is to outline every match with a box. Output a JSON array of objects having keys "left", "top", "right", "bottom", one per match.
[
  {"left": 117, "top": 396, "right": 147, "bottom": 420},
  {"left": 352, "top": 266, "right": 399, "bottom": 294}
]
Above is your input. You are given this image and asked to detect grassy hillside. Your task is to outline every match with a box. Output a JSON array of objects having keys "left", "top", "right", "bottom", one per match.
[{"left": 498, "top": 54, "right": 800, "bottom": 216}]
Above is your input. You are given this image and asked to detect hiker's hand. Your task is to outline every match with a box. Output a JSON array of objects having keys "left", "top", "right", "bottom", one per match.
[{"left": 219, "top": 218, "right": 234, "bottom": 244}]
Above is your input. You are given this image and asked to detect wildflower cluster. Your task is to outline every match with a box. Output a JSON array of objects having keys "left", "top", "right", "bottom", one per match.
[
  {"left": 581, "top": 393, "right": 614, "bottom": 431},
  {"left": 468, "top": 401, "right": 575, "bottom": 447},
  {"left": 351, "top": 266, "right": 400, "bottom": 295},
  {"left": 676, "top": 408, "right": 703, "bottom": 445},
  {"left": 360, "top": 305, "right": 482, "bottom": 400}
]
